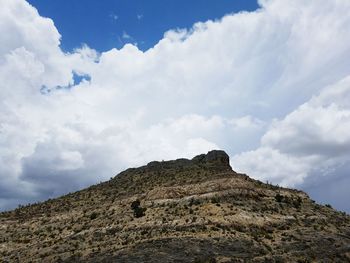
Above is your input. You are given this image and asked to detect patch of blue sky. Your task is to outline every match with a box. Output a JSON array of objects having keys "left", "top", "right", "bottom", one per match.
[
  {"left": 40, "top": 72, "right": 91, "bottom": 94},
  {"left": 27, "top": 0, "right": 259, "bottom": 52}
]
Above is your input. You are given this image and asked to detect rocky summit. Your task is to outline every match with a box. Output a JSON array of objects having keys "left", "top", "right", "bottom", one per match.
[{"left": 0, "top": 150, "right": 349, "bottom": 262}]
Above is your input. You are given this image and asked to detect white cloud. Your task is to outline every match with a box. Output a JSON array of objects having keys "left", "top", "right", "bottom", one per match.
[
  {"left": 264, "top": 76, "right": 350, "bottom": 159},
  {"left": 110, "top": 13, "right": 118, "bottom": 21},
  {"left": 1, "top": 0, "right": 350, "bottom": 211},
  {"left": 232, "top": 147, "right": 313, "bottom": 186},
  {"left": 229, "top": 116, "right": 265, "bottom": 130},
  {"left": 232, "top": 76, "right": 350, "bottom": 211},
  {"left": 122, "top": 31, "right": 131, "bottom": 40}
]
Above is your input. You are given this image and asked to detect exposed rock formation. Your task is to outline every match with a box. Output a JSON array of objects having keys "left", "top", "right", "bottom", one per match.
[
  {"left": 0, "top": 150, "right": 349, "bottom": 262},
  {"left": 192, "top": 150, "right": 230, "bottom": 166}
]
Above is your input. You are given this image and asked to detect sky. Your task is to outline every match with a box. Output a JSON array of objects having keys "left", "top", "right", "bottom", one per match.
[
  {"left": 1, "top": 0, "right": 350, "bottom": 213},
  {"left": 27, "top": 0, "right": 259, "bottom": 52}
]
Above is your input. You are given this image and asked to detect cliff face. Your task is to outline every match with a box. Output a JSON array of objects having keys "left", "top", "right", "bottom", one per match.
[{"left": 1, "top": 150, "right": 349, "bottom": 263}]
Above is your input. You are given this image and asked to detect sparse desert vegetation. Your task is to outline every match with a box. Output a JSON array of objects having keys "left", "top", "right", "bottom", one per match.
[{"left": 0, "top": 150, "right": 349, "bottom": 262}]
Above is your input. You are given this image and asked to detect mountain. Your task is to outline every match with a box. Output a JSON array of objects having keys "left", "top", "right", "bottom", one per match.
[{"left": 1, "top": 150, "right": 349, "bottom": 262}]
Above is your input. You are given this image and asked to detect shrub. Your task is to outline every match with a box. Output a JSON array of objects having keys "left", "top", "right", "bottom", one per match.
[
  {"left": 90, "top": 212, "right": 98, "bottom": 220},
  {"left": 210, "top": 196, "right": 220, "bottom": 204},
  {"left": 131, "top": 200, "right": 141, "bottom": 210},
  {"left": 133, "top": 207, "right": 146, "bottom": 218},
  {"left": 293, "top": 196, "right": 302, "bottom": 209},
  {"left": 131, "top": 200, "right": 146, "bottom": 218},
  {"left": 275, "top": 193, "right": 283, "bottom": 203}
]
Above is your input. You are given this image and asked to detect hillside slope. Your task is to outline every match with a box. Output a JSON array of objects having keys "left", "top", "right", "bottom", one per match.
[{"left": 1, "top": 150, "right": 349, "bottom": 262}]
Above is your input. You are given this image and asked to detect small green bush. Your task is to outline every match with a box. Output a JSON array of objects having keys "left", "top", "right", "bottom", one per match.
[
  {"left": 131, "top": 199, "right": 146, "bottom": 218},
  {"left": 90, "top": 212, "right": 98, "bottom": 220},
  {"left": 275, "top": 193, "right": 283, "bottom": 203}
]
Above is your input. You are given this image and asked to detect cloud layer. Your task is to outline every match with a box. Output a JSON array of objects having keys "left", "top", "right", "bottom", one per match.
[{"left": 1, "top": 0, "right": 350, "bottom": 212}]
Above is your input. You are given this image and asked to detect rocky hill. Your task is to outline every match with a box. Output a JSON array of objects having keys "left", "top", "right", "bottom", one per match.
[{"left": 1, "top": 150, "right": 349, "bottom": 262}]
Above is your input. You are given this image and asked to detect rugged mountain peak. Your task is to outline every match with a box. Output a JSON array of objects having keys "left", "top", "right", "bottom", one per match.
[
  {"left": 146, "top": 150, "right": 231, "bottom": 172},
  {"left": 192, "top": 150, "right": 230, "bottom": 166}
]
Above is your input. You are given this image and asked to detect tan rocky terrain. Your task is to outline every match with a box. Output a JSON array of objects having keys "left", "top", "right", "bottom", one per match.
[{"left": 0, "top": 150, "right": 349, "bottom": 262}]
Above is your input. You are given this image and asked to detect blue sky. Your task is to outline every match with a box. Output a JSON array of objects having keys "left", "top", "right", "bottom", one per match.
[
  {"left": 27, "top": 0, "right": 259, "bottom": 52},
  {"left": 1, "top": 0, "right": 350, "bottom": 213}
]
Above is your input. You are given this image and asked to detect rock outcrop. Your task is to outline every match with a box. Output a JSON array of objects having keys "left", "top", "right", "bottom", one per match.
[{"left": 192, "top": 150, "right": 230, "bottom": 167}]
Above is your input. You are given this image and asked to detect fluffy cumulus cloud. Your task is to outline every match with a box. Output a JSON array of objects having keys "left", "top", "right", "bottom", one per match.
[
  {"left": 1, "top": 0, "right": 350, "bottom": 212},
  {"left": 233, "top": 76, "right": 350, "bottom": 211}
]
